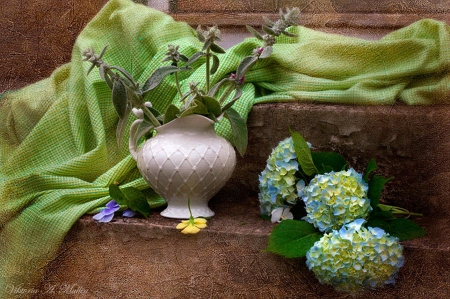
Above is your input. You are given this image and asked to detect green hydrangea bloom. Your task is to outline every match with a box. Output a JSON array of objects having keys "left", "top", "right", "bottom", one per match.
[
  {"left": 258, "top": 137, "right": 303, "bottom": 216},
  {"left": 302, "top": 168, "right": 371, "bottom": 232},
  {"left": 306, "top": 219, "right": 404, "bottom": 293}
]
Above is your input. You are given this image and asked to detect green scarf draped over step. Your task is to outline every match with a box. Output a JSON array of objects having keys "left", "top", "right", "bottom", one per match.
[{"left": 1, "top": 0, "right": 449, "bottom": 296}]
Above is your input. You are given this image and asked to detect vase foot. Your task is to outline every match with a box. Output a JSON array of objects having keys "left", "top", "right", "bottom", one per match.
[{"left": 160, "top": 205, "right": 215, "bottom": 219}]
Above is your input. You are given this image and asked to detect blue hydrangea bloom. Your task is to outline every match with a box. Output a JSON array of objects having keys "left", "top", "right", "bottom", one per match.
[
  {"left": 306, "top": 219, "right": 404, "bottom": 293},
  {"left": 302, "top": 168, "right": 372, "bottom": 232},
  {"left": 258, "top": 137, "right": 302, "bottom": 216}
]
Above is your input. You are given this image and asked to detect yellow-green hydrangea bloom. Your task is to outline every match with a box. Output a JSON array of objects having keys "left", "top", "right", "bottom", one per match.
[
  {"left": 302, "top": 168, "right": 372, "bottom": 232},
  {"left": 306, "top": 219, "right": 404, "bottom": 293}
]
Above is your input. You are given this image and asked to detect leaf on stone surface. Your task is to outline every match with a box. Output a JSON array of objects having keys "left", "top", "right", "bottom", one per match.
[
  {"left": 142, "top": 65, "right": 179, "bottom": 93},
  {"left": 386, "top": 218, "right": 426, "bottom": 241},
  {"left": 291, "top": 131, "right": 318, "bottom": 176},
  {"left": 109, "top": 184, "right": 151, "bottom": 218},
  {"left": 311, "top": 152, "right": 347, "bottom": 174},
  {"left": 224, "top": 108, "right": 248, "bottom": 157},
  {"left": 368, "top": 174, "right": 392, "bottom": 207},
  {"left": 364, "top": 158, "right": 378, "bottom": 182},
  {"left": 266, "top": 220, "right": 322, "bottom": 258},
  {"left": 112, "top": 78, "right": 128, "bottom": 119},
  {"left": 367, "top": 217, "right": 426, "bottom": 241}
]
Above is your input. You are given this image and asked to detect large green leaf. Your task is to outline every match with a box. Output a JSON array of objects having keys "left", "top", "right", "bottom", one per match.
[
  {"left": 386, "top": 218, "right": 426, "bottom": 241},
  {"left": 178, "top": 100, "right": 209, "bottom": 118},
  {"left": 142, "top": 65, "right": 179, "bottom": 93},
  {"left": 368, "top": 174, "right": 392, "bottom": 207},
  {"left": 266, "top": 220, "right": 322, "bottom": 258},
  {"left": 311, "top": 151, "right": 347, "bottom": 174},
  {"left": 163, "top": 104, "right": 181, "bottom": 124},
  {"left": 291, "top": 131, "right": 318, "bottom": 176},
  {"left": 112, "top": 78, "right": 128, "bottom": 119},
  {"left": 202, "top": 95, "right": 222, "bottom": 116},
  {"left": 129, "top": 119, "right": 154, "bottom": 155},
  {"left": 364, "top": 158, "right": 378, "bottom": 182},
  {"left": 236, "top": 56, "right": 258, "bottom": 79},
  {"left": 109, "top": 184, "right": 151, "bottom": 218},
  {"left": 210, "top": 54, "right": 220, "bottom": 75},
  {"left": 223, "top": 108, "right": 248, "bottom": 157}
]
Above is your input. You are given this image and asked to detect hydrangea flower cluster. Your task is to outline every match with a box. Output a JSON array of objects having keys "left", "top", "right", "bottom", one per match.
[
  {"left": 258, "top": 137, "right": 304, "bottom": 216},
  {"left": 306, "top": 219, "right": 404, "bottom": 293},
  {"left": 302, "top": 168, "right": 372, "bottom": 232}
]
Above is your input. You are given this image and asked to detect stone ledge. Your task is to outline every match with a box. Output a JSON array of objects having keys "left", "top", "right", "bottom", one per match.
[
  {"left": 35, "top": 188, "right": 449, "bottom": 299},
  {"left": 229, "top": 102, "right": 450, "bottom": 216}
]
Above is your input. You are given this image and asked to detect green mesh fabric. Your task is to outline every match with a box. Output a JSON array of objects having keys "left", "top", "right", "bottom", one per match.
[{"left": 1, "top": 0, "right": 449, "bottom": 296}]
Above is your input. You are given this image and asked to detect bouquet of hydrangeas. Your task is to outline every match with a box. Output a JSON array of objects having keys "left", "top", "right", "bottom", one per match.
[{"left": 259, "top": 131, "right": 425, "bottom": 293}]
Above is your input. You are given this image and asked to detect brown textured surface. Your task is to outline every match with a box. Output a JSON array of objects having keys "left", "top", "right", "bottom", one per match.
[
  {"left": 34, "top": 102, "right": 450, "bottom": 298},
  {"left": 231, "top": 103, "right": 450, "bottom": 217},
  {"left": 35, "top": 189, "right": 450, "bottom": 299},
  {"left": 0, "top": 0, "right": 109, "bottom": 92}
]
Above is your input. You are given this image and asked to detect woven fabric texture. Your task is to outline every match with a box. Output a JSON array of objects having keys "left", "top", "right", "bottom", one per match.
[{"left": 1, "top": 0, "right": 449, "bottom": 296}]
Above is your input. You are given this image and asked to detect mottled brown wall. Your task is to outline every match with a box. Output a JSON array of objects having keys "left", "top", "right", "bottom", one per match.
[{"left": 0, "top": 0, "right": 109, "bottom": 92}]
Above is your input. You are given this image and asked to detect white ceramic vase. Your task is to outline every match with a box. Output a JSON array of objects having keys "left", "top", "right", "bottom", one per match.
[{"left": 129, "top": 114, "right": 236, "bottom": 219}]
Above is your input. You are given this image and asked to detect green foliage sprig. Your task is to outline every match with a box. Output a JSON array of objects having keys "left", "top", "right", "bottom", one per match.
[{"left": 83, "top": 8, "right": 300, "bottom": 156}]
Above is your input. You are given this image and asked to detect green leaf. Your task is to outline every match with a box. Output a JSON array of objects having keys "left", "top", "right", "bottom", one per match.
[
  {"left": 202, "top": 96, "right": 222, "bottom": 116},
  {"left": 236, "top": 56, "right": 258, "bottom": 79},
  {"left": 290, "top": 130, "right": 318, "bottom": 176},
  {"left": 208, "top": 78, "right": 230, "bottom": 97},
  {"left": 110, "top": 66, "right": 135, "bottom": 86},
  {"left": 223, "top": 108, "right": 248, "bottom": 157},
  {"left": 163, "top": 104, "right": 181, "bottom": 124},
  {"left": 178, "top": 100, "right": 209, "bottom": 118},
  {"left": 142, "top": 65, "right": 179, "bottom": 93},
  {"left": 364, "top": 158, "right": 378, "bottom": 182},
  {"left": 259, "top": 46, "right": 273, "bottom": 58},
  {"left": 311, "top": 152, "right": 347, "bottom": 174},
  {"left": 245, "top": 25, "right": 263, "bottom": 40},
  {"left": 266, "top": 220, "right": 323, "bottom": 258},
  {"left": 281, "top": 30, "right": 298, "bottom": 37},
  {"left": 221, "top": 89, "right": 242, "bottom": 112},
  {"left": 186, "top": 52, "right": 205, "bottom": 66},
  {"left": 263, "top": 16, "right": 275, "bottom": 26},
  {"left": 109, "top": 184, "right": 151, "bottom": 218},
  {"left": 115, "top": 105, "right": 131, "bottom": 148},
  {"left": 210, "top": 55, "right": 220, "bottom": 75},
  {"left": 112, "top": 78, "right": 128, "bottom": 119},
  {"left": 262, "top": 25, "right": 278, "bottom": 36},
  {"left": 210, "top": 42, "right": 226, "bottom": 54},
  {"left": 386, "top": 218, "right": 426, "bottom": 241},
  {"left": 368, "top": 175, "right": 392, "bottom": 207},
  {"left": 129, "top": 119, "right": 154, "bottom": 152}
]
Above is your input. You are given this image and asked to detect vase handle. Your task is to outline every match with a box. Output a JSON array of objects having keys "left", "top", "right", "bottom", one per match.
[{"left": 128, "top": 118, "right": 143, "bottom": 161}]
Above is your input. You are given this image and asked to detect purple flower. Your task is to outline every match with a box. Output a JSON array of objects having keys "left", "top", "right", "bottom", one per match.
[
  {"left": 93, "top": 200, "right": 120, "bottom": 222},
  {"left": 122, "top": 209, "right": 136, "bottom": 218},
  {"left": 93, "top": 200, "right": 137, "bottom": 222}
]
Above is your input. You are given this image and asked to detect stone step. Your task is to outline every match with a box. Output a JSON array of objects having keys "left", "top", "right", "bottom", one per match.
[{"left": 34, "top": 102, "right": 450, "bottom": 298}]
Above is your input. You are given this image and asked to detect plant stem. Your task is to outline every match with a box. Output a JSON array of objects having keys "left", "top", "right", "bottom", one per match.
[
  {"left": 218, "top": 84, "right": 235, "bottom": 105},
  {"left": 174, "top": 72, "right": 183, "bottom": 98},
  {"left": 205, "top": 48, "right": 211, "bottom": 93},
  {"left": 141, "top": 104, "right": 161, "bottom": 127}
]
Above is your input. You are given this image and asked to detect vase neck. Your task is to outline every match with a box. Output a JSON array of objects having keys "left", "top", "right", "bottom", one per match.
[{"left": 156, "top": 114, "right": 215, "bottom": 134}]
